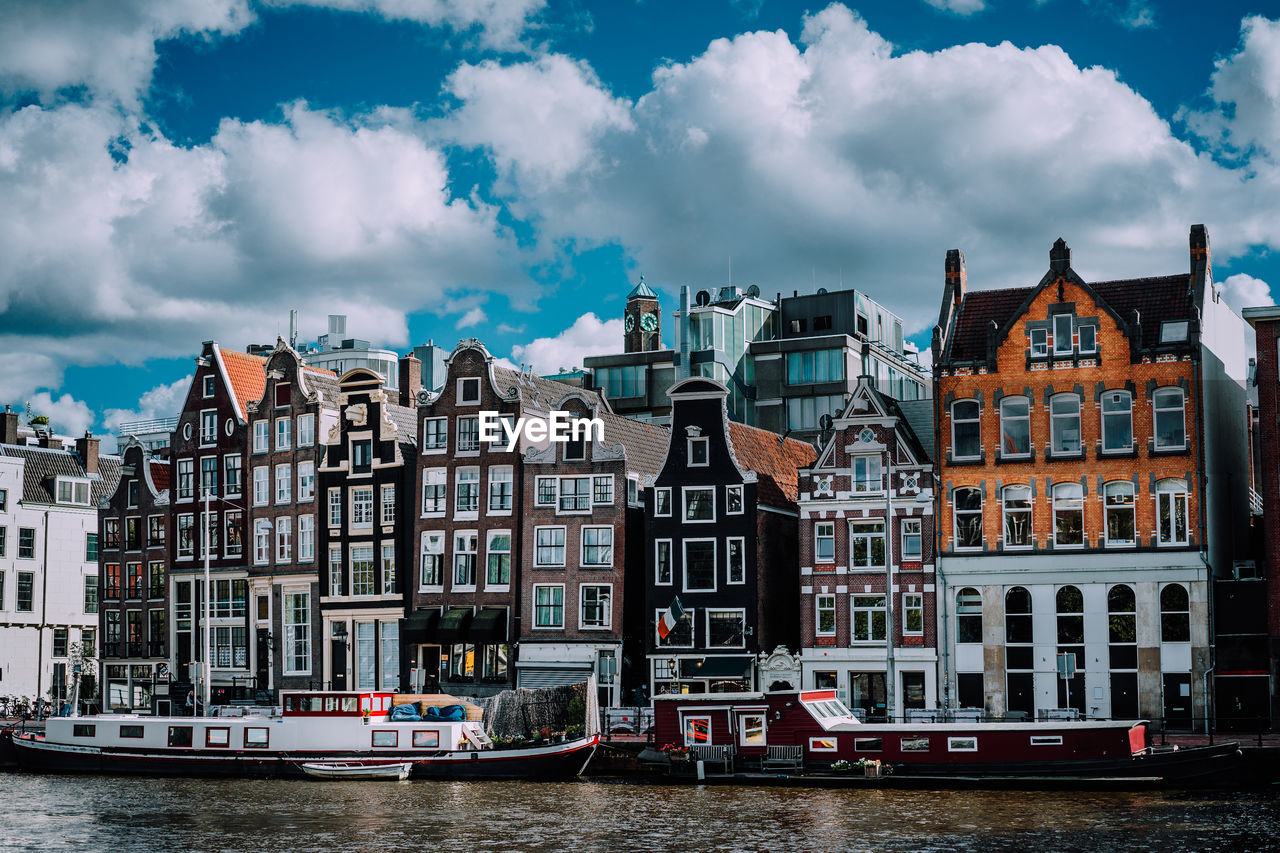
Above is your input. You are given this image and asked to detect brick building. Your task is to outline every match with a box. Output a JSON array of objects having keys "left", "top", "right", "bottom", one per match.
[
  {"left": 931, "top": 228, "right": 1251, "bottom": 726},
  {"left": 796, "top": 376, "right": 937, "bottom": 720}
]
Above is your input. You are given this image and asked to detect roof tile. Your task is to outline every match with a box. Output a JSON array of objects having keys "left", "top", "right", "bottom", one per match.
[{"left": 726, "top": 421, "right": 817, "bottom": 507}]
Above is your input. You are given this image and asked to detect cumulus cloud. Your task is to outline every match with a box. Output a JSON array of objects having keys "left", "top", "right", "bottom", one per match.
[
  {"left": 456, "top": 306, "right": 487, "bottom": 328},
  {"left": 24, "top": 390, "right": 95, "bottom": 438},
  {"left": 1218, "top": 273, "right": 1274, "bottom": 313},
  {"left": 101, "top": 375, "right": 192, "bottom": 435},
  {"left": 923, "top": 0, "right": 985, "bottom": 15},
  {"left": 1183, "top": 16, "right": 1280, "bottom": 160},
  {"left": 261, "top": 0, "right": 545, "bottom": 51},
  {"left": 509, "top": 312, "right": 622, "bottom": 375}
]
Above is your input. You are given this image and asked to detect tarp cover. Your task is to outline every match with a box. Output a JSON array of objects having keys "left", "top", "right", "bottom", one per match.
[
  {"left": 390, "top": 703, "right": 422, "bottom": 721},
  {"left": 423, "top": 704, "right": 466, "bottom": 721}
]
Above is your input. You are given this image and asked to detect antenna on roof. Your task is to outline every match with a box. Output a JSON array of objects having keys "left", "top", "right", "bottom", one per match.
[{"left": 728, "top": 255, "right": 732, "bottom": 287}]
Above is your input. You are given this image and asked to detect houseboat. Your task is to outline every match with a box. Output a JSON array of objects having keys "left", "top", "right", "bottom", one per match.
[
  {"left": 10, "top": 691, "right": 596, "bottom": 779},
  {"left": 653, "top": 690, "right": 1240, "bottom": 786}
]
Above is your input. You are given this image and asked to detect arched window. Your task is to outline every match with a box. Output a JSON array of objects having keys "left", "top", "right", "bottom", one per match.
[
  {"left": 952, "top": 400, "right": 981, "bottom": 459},
  {"left": 1005, "top": 587, "right": 1034, "bottom": 715},
  {"left": 953, "top": 487, "right": 983, "bottom": 550},
  {"left": 1108, "top": 584, "right": 1138, "bottom": 718},
  {"left": 1056, "top": 585, "right": 1085, "bottom": 712},
  {"left": 1101, "top": 390, "right": 1133, "bottom": 453},
  {"left": 956, "top": 588, "right": 982, "bottom": 643},
  {"left": 1153, "top": 387, "right": 1186, "bottom": 450},
  {"left": 999, "top": 396, "right": 1030, "bottom": 457},
  {"left": 1160, "top": 583, "right": 1190, "bottom": 642},
  {"left": 1052, "top": 482, "right": 1083, "bottom": 546},
  {"left": 1002, "top": 485, "right": 1032, "bottom": 549},
  {"left": 1156, "top": 478, "right": 1188, "bottom": 545},
  {"left": 1050, "top": 393, "right": 1082, "bottom": 455},
  {"left": 1104, "top": 481, "right": 1135, "bottom": 546},
  {"left": 1005, "top": 587, "right": 1032, "bottom": 644}
]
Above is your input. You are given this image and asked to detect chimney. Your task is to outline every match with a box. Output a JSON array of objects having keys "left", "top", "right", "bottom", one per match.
[
  {"left": 1049, "top": 237, "right": 1071, "bottom": 274},
  {"left": 1190, "top": 224, "right": 1212, "bottom": 297},
  {"left": 39, "top": 433, "right": 60, "bottom": 449},
  {"left": 399, "top": 354, "right": 422, "bottom": 408},
  {"left": 76, "top": 432, "right": 100, "bottom": 475},
  {"left": 1, "top": 405, "right": 17, "bottom": 446}
]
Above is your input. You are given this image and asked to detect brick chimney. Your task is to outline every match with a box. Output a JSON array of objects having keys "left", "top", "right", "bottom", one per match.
[
  {"left": 1, "top": 405, "right": 17, "bottom": 446},
  {"left": 399, "top": 354, "right": 422, "bottom": 408},
  {"left": 76, "top": 432, "right": 100, "bottom": 475},
  {"left": 38, "top": 432, "right": 59, "bottom": 449}
]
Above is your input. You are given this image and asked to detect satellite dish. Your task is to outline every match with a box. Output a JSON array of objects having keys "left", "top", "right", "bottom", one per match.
[
  {"left": 695, "top": 290, "right": 711, "bottom": 306},
  {"left": 819, "top": 414, "right": 834, "bottom": 431},
  {"left": 817, "top": 287, "right": 828, "bottom": 295},
  {"left": 746, "top": 284, "right": 760, "bottom": 298}
]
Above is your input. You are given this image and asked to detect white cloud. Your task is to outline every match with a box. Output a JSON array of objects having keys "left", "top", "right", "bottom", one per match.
[
  {"left": 923, "top": 0, "right": 985, "bottom": 15},
  {"left": 1183, "top": 16, "right": 1280, "bottom": 160},
  {"left": 261, "top": 0, "right": 545, "bottom": 51},
  {"left": 0, "top": 0, "right": 252, "bottom": 107},
  {"left": 456, "top": 306, "right": 487, "bottom": 328},
  {"left": 496, "top": 322, "right": 524, "bottom": 334},
  {"left": 101, "top": 375, "right": 192, "bottom": 436},
  {"left": 24, "top": 390, "right": 95, "bottom": 438},
  {"left": 509, "top": 312, "right": 622, "bottom": 375},
  {"left": 1218, "top": 273, "right": 1274, "bottom": 313}
]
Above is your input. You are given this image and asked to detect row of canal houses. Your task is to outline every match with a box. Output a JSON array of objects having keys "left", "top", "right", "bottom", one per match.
[{"left": 95, "top": 224, "right": 1258, "bottom": 727}]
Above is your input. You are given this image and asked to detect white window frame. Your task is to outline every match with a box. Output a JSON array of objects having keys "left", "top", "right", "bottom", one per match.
[
  {"left": 350, "top": 486, "right": 374, "bottom": 531},
  {"left": 456, "top": 415, "right": 480, "bottom": 452},
  {"left": 1153, "top": 387, "right": 1187, "bottom": 451},
  {"left": 224, "top": 454, "right": 242, "bottom": 498},
  {"left": 1030, "top": 327, "right": 1048, "bottom": 357},
  {"left": 455, "top": 466, "right": 480, "bottom": 516},
  {"left": 274, "top": 463, "right": 292, "bottom": 505},
  {"left": 1052, "top": 481, "right": 1084, "bottom": 547},
  {"left": 252, "top": 421, "right": 269, "bottom": 454},
  {"left": 816, "top": 593, "right": 836, "bottom": 636},
  {"left": 851, "top": 594, "right": 887, "bottom": 643},
  {"left": 298, "top": 515, "right": 315, "bottom": 562},
  {"left": 282, "top": 591, "right": 310, "bottom": 675},
  {"left": 485, "top": 529, "right": 511, "bottom": 589},
  {"left": 419, "top": 532, "right": 444, "bottom": 590},
  {"left": 682, "top": 538, "right": 717, "bottom": 593},
  {"left": 950, "top": 399, "right": 981, "bottom": 460},
  {"left": 1103, "top": 480, "right": 1136, "bottom": 547},
  {"left": 199, "top": 409, "right": 217, "bottom": 446},
  {"left": 726, "top": 536, "right": 745, "bottom": 584},
  {"left": 814, "top": 521, "right": 836, "bottom": 562},
  {"left": 534, "top": 476, "right": 557, "bottom": 508},
  {"left": 1156, "top": 478, "right": 1189, "bottom": 546},
  {"left": 849, "top": 519, "right": 886, "bottom": 568},
  {"left": 297, "top": 461, "right": 315, "bottom": 502},
  {"left": 327, "top": 488, "right": 342, "bottom": 527},
  {"left": 253, "top": 466, "right": 269, "bottom": 506},
  {"left": 253, "top": 520, "right": 270, "bottom": 566},
  {"left": 655, "top": 487, "right": 673, "bottom": 517},
  {"left": 457, "top": 377, "right": 481, "bottom": 405},
  {"left": 534, "top": 526, "right": 567, "bottom": 567},
  {"left": 1001, "top": 484, "right": 1032, "bottom": 550},
  {"left": 275, "top": 517, "right": 292, "bottom": 562},
  {"left": 682, "top": 486, "right": 715, "bottom": 523},
  {"left": 1050, "top": 393, "right": 1082, "bottom": 456},
  {"left": 558, "top": 476, "right": 591, "bottom": 513},
  {"left": 655, "top": 539, "right": 673, "bottom": 585},
  {"left": 706, "top": 608, "right": 746, "bottom": 649},
  {"left": 421, "top": 468, "right": 446, "bottom": 515},
  {"left": 852, "top": 456, "right": 882, "bottom": 493},
  {"left": 533, "top": 584, "right": 565, "bottom": 630},
  {"left": 489, "top": 465, "right": 514, "bottom": 513},
  {"left": 380, "top": 484, "right": 396, "bottom": 526},
  {"left": 726, "top": 484, "right": 744, "bottom": 514},
  {"left": 903, "top": 592, "right": 924, "bottom": 636},
  {"left": 1053, "top": 313, "right": 1073, "bottom": 355},
  {"left": 901, "top": 518, "right": 922, "bottom": 561},
  {"left": 275, "top": 417, "right": 292, "bottom": 451},
  {"left": 203, "top": 375, "right": 215, "bottom": 398},
  {"left": 297, "top": 413, "right": 314, "bottom": 447},
  {"left": 999, "top": 396, "right": 1031, "bottom": 458},
  {"left": 581, "top": 526, "right": 614, "bottom": 568},
  {"left": 1101, "top": 390, "right": 1133, "bottom": 453},
  {"left": 422, "top": 417, "right": 448, "bottom": 453},
  {"left": 688, "top": 436, "right": 709, "bottom": 467},
  {"left": 592, "top": 475, "right": 614, "bottom": 506},
  {"left": 452, "top": 531, "right": 478, "bottom": 589},
  {"left": 579, "top": 583, "right": 613, "bottom": 631}
]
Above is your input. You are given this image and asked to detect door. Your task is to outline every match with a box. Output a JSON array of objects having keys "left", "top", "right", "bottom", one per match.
[
  {"left": 848, "top": 672, "right": 887, "bottom": 721},
  {"left": 331, "top": 638, "right": 347, "bottom": 691},
  {"left": 1163, "top": 673, "right": 1192, "bottom": 730},
  {"left": 1110, "top": 672, "right": 1139, "bottom": 719},
  {"left": 255, "top": 628, "right": 270, "bottom": 690},
  {"left": 902, "top": 672, "right": 926, "bottom": 710}
]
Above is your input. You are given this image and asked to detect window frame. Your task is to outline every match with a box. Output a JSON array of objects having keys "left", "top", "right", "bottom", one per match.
[
  {"left": 1100, "top": 390, "right": 1134, "bottom": 454},
  {"left": 950, "top": 399, "right": 981, "bottom": 460},
  {"left": 533, "top": 583, "right": 566, "bottom": 629},
  {"left": 682, "top": 538, "right": 717, "bottom": 592},
  {"left": 999, "top": 396, "right": 1031, "bottom": 458},
  {"left": 1049, "top": 393, "right": 1082, "bottom": 456},
  {"left": 682, "top": 486, "right": 715, "bottom": 523},
  {"left": 1153, "top": 387, "right": 1187, "bottom": 451},
  {"left": 579, "top": 583, "right": 613, "bottom": 630}
]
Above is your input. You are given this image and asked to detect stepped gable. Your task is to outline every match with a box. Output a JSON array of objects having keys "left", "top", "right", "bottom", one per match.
[{"left": 725, "top": 421, "right": 816, "bottom": 508}]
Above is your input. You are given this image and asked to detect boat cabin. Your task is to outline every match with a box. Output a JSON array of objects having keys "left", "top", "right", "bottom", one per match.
[{"left": 282, "top": 692, "right": 395, "bottom": 717}]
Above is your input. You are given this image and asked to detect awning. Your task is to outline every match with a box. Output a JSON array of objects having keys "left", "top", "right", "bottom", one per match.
[
  {"left": 516, "top": 664, "right": 592, "bottom": 690},
  {"left": 470, "top": 608, "right": 508, "bottom": 644},
  {"left": 680, "top": 656, "right": 754, "bottom": 679},
  {"left": 437, "top": 608, "right": 473, "bottom": 644},
  {"left": 401, "top": 608, "right": 440, "bottom": 642}
]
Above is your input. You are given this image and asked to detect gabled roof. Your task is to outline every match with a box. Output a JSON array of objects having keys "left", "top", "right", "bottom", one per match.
[
  {"left": 595, "top": 411, "right": 669, "bottom": 478},
  {"left": 218, "top": 348, "right": 267, "bottom": 421},
  {"left": 1, "top": 443, "right": 122, "bottom": 506},
  {"left": 726, "top": 421, "right": 817, "bottom": 507},
  {"left": 896, "top": 399, "right": 935, "bottom": 463}
]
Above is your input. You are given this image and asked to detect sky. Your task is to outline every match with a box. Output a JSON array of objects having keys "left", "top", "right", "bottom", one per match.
[{"left": 2, "top": 0, "right": 1279, "bottom": 442}]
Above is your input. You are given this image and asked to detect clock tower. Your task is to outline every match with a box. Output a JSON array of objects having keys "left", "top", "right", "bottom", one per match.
[{"left": 624, "top": 276, "right": 661, "bottom": 353}]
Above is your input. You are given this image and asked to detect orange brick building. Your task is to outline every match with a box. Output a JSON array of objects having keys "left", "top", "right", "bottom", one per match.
[{"left": 932, "top": 227, "right": 1251, "bottom": 726}]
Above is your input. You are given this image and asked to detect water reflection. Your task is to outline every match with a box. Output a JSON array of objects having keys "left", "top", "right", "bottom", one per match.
[{"left": 0, "top": 776, "right": 1275, "bottom": 852}]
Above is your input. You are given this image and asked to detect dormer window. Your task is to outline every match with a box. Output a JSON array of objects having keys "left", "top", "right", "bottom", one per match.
[
  {"left": 1160, "top": 321, "right": 1189, "bottom": 343},
  {"left": 56, "top": 477, "right": 91, "bottom": 506},
  {"left": 1053, "top": 315, "right": 1073, "bottom": 355},
  {"left": 688, "top": 437, "right": 709, "bottom": 466},
  {"left": 274, "top": 382, "right": 291, "bottom": 408}
]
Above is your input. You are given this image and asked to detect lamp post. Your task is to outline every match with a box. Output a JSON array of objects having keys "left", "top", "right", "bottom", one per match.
[{"left": 203, "top": 486, "right": 212, "bottom": 717}]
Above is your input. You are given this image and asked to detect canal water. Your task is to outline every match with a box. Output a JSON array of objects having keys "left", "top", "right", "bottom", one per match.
[{"left": 1, "top": 775, "right": 1277, "bottom": 852}]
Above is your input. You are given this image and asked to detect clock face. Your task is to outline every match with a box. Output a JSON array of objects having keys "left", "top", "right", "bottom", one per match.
[
  {"left": 640, "top": 312, "right": 658, "bottom": 331},
  {"left": 624, "top": 314, "right": 635, "bottom": 332}
]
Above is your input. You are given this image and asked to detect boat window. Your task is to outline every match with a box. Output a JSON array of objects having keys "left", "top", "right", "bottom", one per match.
[
  {"left": 372, "top": 730, "right": 398, "bottom": 748},
  {"left": 305, "top": 696, "right": 323, "bottom": 712},
  {"left": 1030, "top": 735, "right": 1063, "bottom": 746},
  {"left": 206, "top": 727, "right": 230, "bottom": 748},
  {"left": 900, "top": 737, "right": 930, "bottom": 752},
  {"left": 119, "top": 725, "right": 144, "bottom": 739},
  {"left": 683, "top": 715, "right": 711, "bottom": 746},
  {"left": 168, "top": 726, "right": 193, "bottom": 748},
  {"left": 738, "top": 714, "right": 766, "bottom": 747},
  {"left": 809, "top": 737, "right": 838, "bottom": 752},
  {"left": 853, "top": 738, "right": 882, "bottom": 752},
  {"left": 361, "top": 697, "right": 372, "bottom": 713},
  {"left": 245, "top": 728, "right": 269, "bottom": 748},
  {"left": 73, "top": 724, "right": 96, "bottom": 738},
  {"left": 947, "top": 737, "right": 977, "bottom": 752},
  {"left": 325, "top": 697, "right": 340, "bottom": 712},
  {"left": 284, "top": 696, "right": 297, "bottom": 712},
  {"left": 413, "top": 730, "right": 440, "bottom": 748},
  {"left": 342, "top": 697, "right": 358, "bottom": 713}
]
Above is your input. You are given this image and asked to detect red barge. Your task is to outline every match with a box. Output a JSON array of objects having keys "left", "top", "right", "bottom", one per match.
[{"left": 653, "top": 690, "right": 1240, "bottom": 787}]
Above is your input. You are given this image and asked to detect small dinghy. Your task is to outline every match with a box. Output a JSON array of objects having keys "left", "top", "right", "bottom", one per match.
[{"left": 300, "top": 761, "right": 412, "bottom": 781}]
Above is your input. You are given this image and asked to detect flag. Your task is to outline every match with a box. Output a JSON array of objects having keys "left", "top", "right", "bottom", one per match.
[{"left": 658, "top": 596, "right": 685, "bottom": 640}]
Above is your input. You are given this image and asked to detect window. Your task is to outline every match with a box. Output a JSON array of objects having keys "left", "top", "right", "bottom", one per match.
[
  {"left": 814, "top": 522, "right": 835, "bottom": 562},
  {"left": 245, "top": 728, "right": 269, "bottom": 749},
  {"left": 420, "top": 532, "right": 444, "bottom": 588},
  {"left": 559, "top": 477, "right": 590, "bottom": 512},
  {"left": 221, "top": 454, "right": 241, "bottom": 497},
  {"left": 851, "top": 595, "right": 886, "bottom": 642},
  {"left": 297, "top": 413, "right": 314, "bottom": 447},
  {"left": 953, "top": 487, "right": 982, "bottom": 549},
  {"left": 328, "top": 488, "right": 342, "bottom": 527},
  {"left": 213, "top": 624, "right": 249, "bottom": 669},
  {"left": 296, "top": 461, "right": 314, "bottom": 502},
  {"left": 176, "top": 459, "right": 193, "bottom": 501},
  {"left": 688, "top": 437, "right": 709, "bottom": 466},
  {"left": 254, "top": 520, "right": 271, "bottom": 564},
  {"left": 458, "top": 377, "right": 481, "bottom": 404},
  {"left": 453, "top": 532, "right": 477, "bottom": 587},
  {"left": 200, "top": 410, "right": 217, "bottom": 445},
  {"left": 457, "top": 416, "right": 480, "bottom": 452},
  {"left": 1052, "top": 482, "right": 1084, "bottom": 546},
  {"left": 849, "top": 520, "right": 885, "bottom": 568},
  {"left": 1157, "top": 478, "right": 1189, "bottom": 545},
  {"left": 787, "top": 394, "right": 845, "bottom": 430},
  {"left": 655, "top": 487, "right": 672, "bottom": 516},
  {"left": 1101, "top": 391, "right": 1133, "bottom": 452},
  {"left": 486, "top": 414, "right": 516, "bottom": 448},
  {"left": 381, "top": 543, "right": 396, "bottom": 594},
  {"left": 351, "top": 439, "right": 373, "bottom": 473},
  {"left": 708, "top": 610, "right": 745, "bottom": 647},
  {"left": 283, "top": 592, "right": 310, "bottom": 674},
  {"left": 489, "top": 466, "right": 514, "bottom": 511},
  {"left": 534, "top": 585, "right": 564, "bottom": 628},
  {"left": 786, "top": 349, "right": 844, "bottom": 384},
  {"left": 596, "top": 364, "right": 647, "bottom": 399},
  {"left": 274, "top": 382, "right": 290, "bottom": 408},
  {"left": 147, "top": 515, "right": 165, "bottom": 547},
  {"left": 1050, "top": 394, "right": 1081, "bottom": 455},
  {"left": 126, "top": 479, "right": 139, "bottom": 508},
  {"left": 176, "top": 515, "right": 193, "bottom": 558},
  {"left": 684, "top": 487, "right": 714, "bottom": 522},
  {"left": 413, "top": 730, "right": 440, "bottom": 749},
  {"left": 455, "top": 467, "right": 480, "bottom": 515},
  {"left": 104, "top": 519, "right": 121, "bottom": 549},
  {"left": 657, "top": 609, "right": 693, "bottom": 647},
  {"left": 535, "top": 527, "right": 565, "bottom": 567},
  {"left": 902, "top": 593, "right": 924, "bottom": 636},
  {"left": 422, "top": 468, "right": 446, "bottom": 514},
  {"left": 948, "top": 737, "right": 978, "bottom": 752},
  {"left": 252, "top": 421, "right": 269, "bottom": 453},
  {"left": 1160, "top": 583, "right": 1190, "bottom": 642},
  {"left": 535, "top": 477, "right": 557, "bottom": 507},
  {"left": 1108, "top": 584, "right": 1138, "bottom": 671},
  {"left": 1104, "top": 481, "right": 1135, "bottom": 546},
  {"left": 956, "top": 587, "right": 982, "bottom": 643},
  {"left": 126, "top": 563, "right": 142, "bottom": 598},
  {"left": 1153, "top": 388, "right": 1186, "bottom": 450},
  {"left": 1078, "top": 324, "right": 1096, "bottom": 354},
  {"left": 203, "top": 375, "right": 215, "bottom": 398},
  {"left": 999, "top": 396, "right": 1030, "bottom": 456},
  {"left": 951, "top": 400, "right": 980, "bottom": 459},
  {"left": 683, "top": 715, "right": 710, "bottom": 746},
  {"left": 486, "top": 531, "right": 511, "bottom": 586},
  {"left": 1160, "top": 320, "right": 1189, "bottom": 343},
  {"left": 276, "top": 517, "right": 291, "bottom": 562},
  {"left": 328, "top": 546, "right": 343, "bottom": 596},
  {"left": 580, "top": 585, "right": 611, "bottom": 629},
  {"left": 726, "top": 484, "right": 743, "bottom": 514},
  {"left": 380, "top": 484, "right": 396, "bottom": 525},
  {"left": 726, "top": 537, "right": 745, "bottom": 584},
  {"left": 1054, "top": 314, "right": 1073, "bottom": 354},
  {"left": 901, "top": 518, "right": 922, "bottom": 560},
  {"left": 655, "top": 540, "right": 672, "bottom": 585},
  {"left": 148, "top": 561, "right": 165, "bottom": 598},
  {"left": 684, "top": 540, "right": 716, "bottom": 591},
  {"left": 351, "top": 487, "right": 373, "bottom": 529},
  {"left": 852, "top": 456, "right": 881, "bottom": 492},
  {"left": 252, "top": 466, "right": 269, "bottom": 506},
  {"left": 564, "top": 435, "right": 586, "bottom": 461},
  {"left": 816, "top": 594, "right": 836, "bottom": 635},
  {"left": 592, "top": 475, "right": 614, "bottom": 505},
  {"left": 84, "top": 575, "right": 98, "bottom": 613},
  {"left": 582, "top": 527, "right": 613, "bottom": 567},
  {"left": 423, "top": 417, "right": 447, "bottom": 451},
  {"left": 84, "top": 532, "right": 98, "bottom": 562},
  {"left": 211, "top": 579, "right": 247, "bottom": 618},
  {"left": 0, "top": 527, "right": 5, "bottom": 557},
  {"left": 350, "top": 545, "right": 375, "bottom": 596},
  {"left": 275, "top": 464, "right": 292, "bottom": 504},
  {"left": 1001, "top": 485, "right": 1032, "bottom": 548},
  {"left": 1030, "top": 328, "right": 1048, "bottom": 357}
]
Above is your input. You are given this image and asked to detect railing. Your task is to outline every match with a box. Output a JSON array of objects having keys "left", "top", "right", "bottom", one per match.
[{"left": 117, "top": 416, "right": 179, "bottom": 434}]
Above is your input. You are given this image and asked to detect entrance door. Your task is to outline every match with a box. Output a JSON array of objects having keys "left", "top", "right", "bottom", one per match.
[
  {"left": 255, "top": 628, "right": 270, "bottom": 690},
  {"left": 1163, "top": 673, "right": 1192, "bottom": 730},
  {"left": 1110, "top": 672, "right": 1139, "bottom": 719},
  {"left": 331, "top": 639, "right": 347, "bottom": 691},
  {"left": 848, "top": 672, "right": 887, "bottom": 721},
  {"left": 902, "top": 672, "right": 926, "bottom": 711}
]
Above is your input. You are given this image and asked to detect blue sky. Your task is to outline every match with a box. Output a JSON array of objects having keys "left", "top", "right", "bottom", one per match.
[{"left": 1, "top": 0, "right": 1278, "bottom": 440}]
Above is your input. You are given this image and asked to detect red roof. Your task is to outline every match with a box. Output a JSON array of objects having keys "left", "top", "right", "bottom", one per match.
[
  {"left": 149, "top": 460, "right": 170, "bottom": 492},
  {"left": 219, "top": 348, "right": 267, "bottom": 418},
  {"left": 727, "top": 421, "right": 817, "bottom": 507}
]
